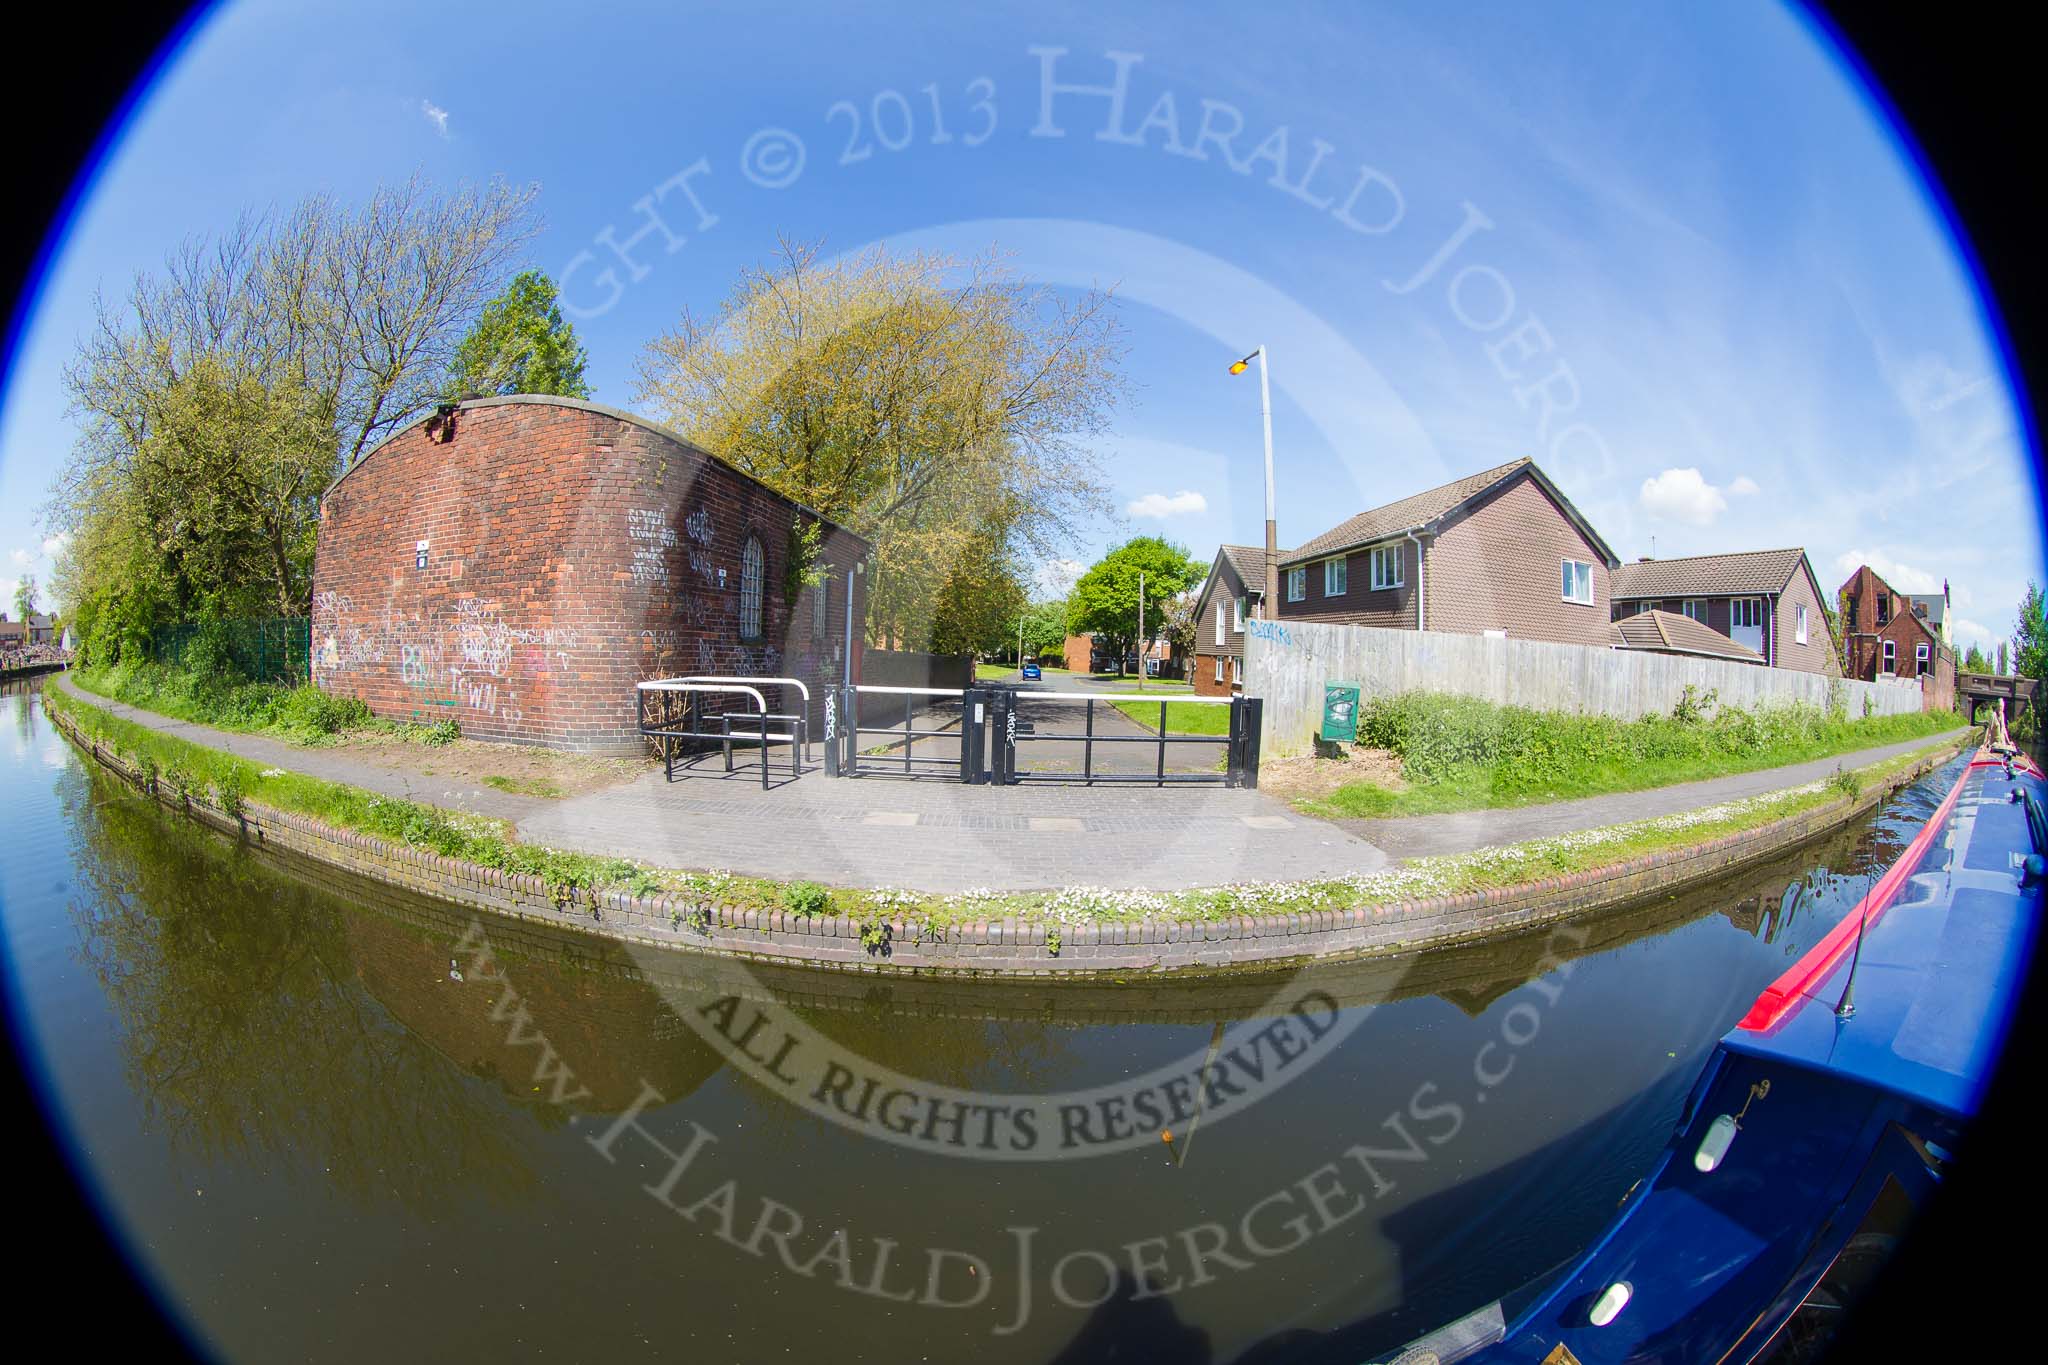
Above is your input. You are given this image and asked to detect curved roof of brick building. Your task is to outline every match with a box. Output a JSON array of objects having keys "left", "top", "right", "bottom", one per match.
[
  {"left": 326, "top": 394, "right": 863, "bottom": 541},
  {"left": 1610, "top": 608, "right": 1765, "bottom": 663}
]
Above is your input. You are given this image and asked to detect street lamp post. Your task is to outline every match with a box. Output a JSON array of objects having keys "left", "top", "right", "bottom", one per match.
[{"left": 1230, "top": 346, "right": 1279, "bottom": 611}]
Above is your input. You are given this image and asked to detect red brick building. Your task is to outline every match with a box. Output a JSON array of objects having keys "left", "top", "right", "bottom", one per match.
[
  {"left": 1610, "top": 548, "right": 1841, "bottom": 675},
  {"left": 1274, "top": 458, "right": 1620, "bottom": 645},
  {"left": 310, "top": 396, "right": 868, "bottom": 752},
  {"left": 1838, "top": 563, "right": 1955, "bottom": 709},
  {"left": 1191, "top": 544, "right": 1271, "bottom": 695}
]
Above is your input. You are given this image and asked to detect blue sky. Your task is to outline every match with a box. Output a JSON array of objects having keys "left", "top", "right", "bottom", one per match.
[{"left": 2, "top": 0, "right": 2039, "bottom": 654}]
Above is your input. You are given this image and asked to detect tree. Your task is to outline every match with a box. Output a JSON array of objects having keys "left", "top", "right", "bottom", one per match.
[
  {"left": 632, "top": 237, "right": 1122, "bottom": 649},
  {"left": 12, "top": 573, "right": 35, "bottom": 624},
  {"left": 1964, "top": 643, "right": 1988, "bottom": 672},
  {"left": 1018, "top": 598, "right": 1069, "bottom": 663},
  {"left": 447, "top": 270, "right": 591, "bottom": 399},
  {"left": 1160, "top": 590, "right": 1199, "bottom": 662},
  {"left": 1065, "top": 537, "right": 1205, "bottom": 674},
  {"left": 50, "top": 175, "right": 539, "bottom": 658},
  {"left": 2016, "top": 581, "right": 2047, "bottom": 683}
]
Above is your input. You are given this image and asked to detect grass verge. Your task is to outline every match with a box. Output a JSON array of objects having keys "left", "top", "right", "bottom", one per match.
[
  {"left": 1109, "top": 698, "right": 1230, "bottom": 735},
  {"left": 1298, "top": 690, "right": 1965, "bottom": 819},
  {"left": 72, "top": 660, "right": 457, "bottom": 748}
]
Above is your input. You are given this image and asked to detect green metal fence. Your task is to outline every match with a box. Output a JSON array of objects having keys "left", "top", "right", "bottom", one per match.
[{"left": 149, "top": 616, "right": 312, "bottom": 682}]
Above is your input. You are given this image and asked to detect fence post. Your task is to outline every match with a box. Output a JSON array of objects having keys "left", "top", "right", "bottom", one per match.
[
  {"left": 824, "top": 688, "right": 841, "bottom": 777},
  {"left": 961, "top": 689, "right": 986, "bottom": 784},
  {"left": 840, "top": 685, "right": 859, "bottom": 775},
  {"left": 1226, "top": 697, "right": 1245, "bottom": 787},
  {"left": 989, "top": 689, "right": 1014, "bottom": 785},
  {"left": 1242, "top": 697, "right": 1264, "bottom": 789}
]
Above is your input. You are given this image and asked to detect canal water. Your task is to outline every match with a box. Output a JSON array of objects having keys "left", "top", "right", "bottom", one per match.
[{"left": 0, "top": 681, "right": 1971, "bottom": 1363}]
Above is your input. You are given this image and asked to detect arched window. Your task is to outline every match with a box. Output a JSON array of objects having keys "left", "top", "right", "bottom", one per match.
[{"left": 739, "top": 535, "right": 765, "bottom": 641}]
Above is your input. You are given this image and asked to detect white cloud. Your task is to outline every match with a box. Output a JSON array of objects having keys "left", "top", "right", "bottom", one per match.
[
  {"left": 1034, "top": 558, "right": 1085, "bottom": 598},
  {"left": 1728, "top": 476, "right": 1760, "bottom": 496},
  {"left": 1834, "top": 549, "right": 1940, "bottom": 596},
  {"left": 7, "top": 548, "right": 27, "bottom": 568},
  {"left": 0, "top": 578, "right": 17, "bottom": 604},
  {"left": 1126, "top": 489, "right": 1208, "bottom": 519},
  {"left": 1637, "top": 467, "right": 1735, "bottom": 526},
  {"left": 421, "top": 99, "right": 450, "bottom": 138},
  {"left": 1951, "top": 617, "right": 1997, "bottom": 651},
  {"left": 41, "top": 532, "right": 70, "bottom": 558}
]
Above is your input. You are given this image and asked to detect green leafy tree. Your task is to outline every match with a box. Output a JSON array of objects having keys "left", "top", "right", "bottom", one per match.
[
  {"left": 1065, "top": 537, "right": 1204, "bottom": 674},
  {"left": 1963, "top": 643, "right": 1988, "bottom": 672},
  {"left": 51, "top": 175, "right": 539, "bottom": 658},
  {"left": 447, "top": 270, "right": 592, "bottom": 399},
  {"left": 1018, "top": 597, "right": 1069, "bottom": 663},
  {"left": 12, "top": 573, "right": 35, "bottom": 624},
  {"left": 2016, "top": 581, "right": 2047, "bottom": 683},
  {"left": 633, "top": 236, "right": 1122, "bottom": 649}
]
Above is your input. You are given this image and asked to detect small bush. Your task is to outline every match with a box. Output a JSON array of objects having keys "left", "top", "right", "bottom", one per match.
[{"left": 783, "top": 881, "right": 830, "bottom": 916}]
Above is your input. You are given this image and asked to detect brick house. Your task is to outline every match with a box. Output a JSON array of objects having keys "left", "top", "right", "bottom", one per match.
[
  {"left": 0, "top": 612, "right": 55, "bottom": 647},
  {"left": 1609, "top": 549, "right": 1841, "bottom": 676},
  {"left": 310, "top": 396, "right": 869, "bottom": 753},
  {"left": 1059, "top": 633, "right": 1092, "bottom": 674},
  {"left": 1191, "top": 544, "right": 1274, "bottom": 695},
  {"left": 1274, "top": 458, "right": 1620, "bottom": 644},
  {"left": 1838, "top": 564, "right": 1955, "bottom": 708}
]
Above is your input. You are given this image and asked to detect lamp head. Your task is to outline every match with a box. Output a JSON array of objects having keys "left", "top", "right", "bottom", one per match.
[{"left": 1228, "top": 359, "right": 1248, "bottom": 375}]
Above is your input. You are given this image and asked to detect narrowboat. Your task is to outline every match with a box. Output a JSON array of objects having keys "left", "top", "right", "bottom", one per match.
[{"left": 1384, "top": 740, "right": 2046, "bottom": 1365}]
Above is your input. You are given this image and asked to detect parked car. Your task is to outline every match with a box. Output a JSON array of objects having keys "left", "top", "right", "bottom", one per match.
[{"left": 1020, "top": 662, "right": 1042, "bottom": 680}]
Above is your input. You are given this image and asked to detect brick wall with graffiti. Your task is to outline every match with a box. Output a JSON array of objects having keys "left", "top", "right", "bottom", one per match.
[{"left": 310, "top": 396, "right": 868, "bottom": 753}]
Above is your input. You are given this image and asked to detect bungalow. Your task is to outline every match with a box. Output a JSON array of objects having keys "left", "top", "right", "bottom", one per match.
[
  {"left": 1191, "top": 544, "right": 1276, "bottom": 696},
  {"left": 1839, "top": 564, "right": 1955, "bottom": 707},
  {"left": 1274, "top": 457, "right": 1621, "bottom": 646},
  {"left": 1609, "top": 548, "right": 1840, "bottom": 675}
]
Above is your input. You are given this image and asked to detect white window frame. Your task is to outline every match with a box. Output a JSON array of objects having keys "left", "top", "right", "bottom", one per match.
[
  {"left": 1324, "top": 555, "right": 1348, "bottom": 596},
  {"left": 1368, "top": 546, "right": 1402, "bottom": 591},
  {"left": 1882, "top": 639, "right": 1896, "bottom": 672},
  {"left": 1231, "top": 656, "right": 1242, "bottom": 684},
  {"left": 1915, "top": 642, "right": 1930, "bottom": 675},
  {"left": 1796, "top": 603, "right": 1809, "bottom": 644},
  {"left": 1286, "top": 566, "right": 1305, "bottom": 602},
  {"left": 739, "top": 535, "right": 765, "bottom": 641},
  {"left": 1214, "top": 599, "right": 1226, "bottom": 646},
  {"left": 1232, "top": 596, "right": 1245, "bottom": 632},
  {"left": 1561, "top": 559, "right": 1595, "bottom": 606},
  {"left": 1731, "top": 597, "right": 1762, "bottom": 629},
  {"left": 1214, "top": 656, "right": 1224, "bottom": 683},
  {"left": 1682, "top": 599, "right": 1707, "bottom": 623}
]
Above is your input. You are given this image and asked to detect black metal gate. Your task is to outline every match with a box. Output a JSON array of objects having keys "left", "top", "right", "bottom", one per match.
[
  {"left": 986, "top": 690, "right": 1262, "bottom": 787},
  {"left": 829, "top": 685, "right": 988, "bottom": 782}
]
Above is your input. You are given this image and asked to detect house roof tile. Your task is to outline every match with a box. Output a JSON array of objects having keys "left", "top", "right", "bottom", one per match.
[
  {"left": 1610, "top": 547, "right": 1808, "bottom": 600},
  {"left": 1284, "top": 458, "right": 1532, "bottom": 562},
  {"left": 1612, "top": 608, "right": 1765, "bottom": 663}
]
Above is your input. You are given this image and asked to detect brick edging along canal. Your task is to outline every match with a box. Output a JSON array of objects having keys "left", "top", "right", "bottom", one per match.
[{"left": 46, "top": 697, "right": 1970, "bottom": 979}]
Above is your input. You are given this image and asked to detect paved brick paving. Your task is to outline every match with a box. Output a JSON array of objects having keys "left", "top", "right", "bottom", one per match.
[
  {"left": 58, "top": 672, "right": 1962, "bottom": 895},
  {"left": 518, "top": 757, "right": 1379, "bottom": 891}
]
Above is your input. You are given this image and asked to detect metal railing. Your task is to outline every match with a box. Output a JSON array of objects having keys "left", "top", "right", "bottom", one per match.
[
  {"left": 676, "top": 676, "right": 813, "bottom": 764},
  {"left": 835, "top": 685, "right": 984, "bottom": 782},
  {"left": 636, "top": 680, "right": 807, "bottom": 789},
  {"left": 987, "top": 690, "right": 1262, "bottom": 788}
]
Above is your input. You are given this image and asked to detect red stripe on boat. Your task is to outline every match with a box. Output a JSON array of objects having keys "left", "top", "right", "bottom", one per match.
[{"left": 1735, "top": 751, "right": 1977, "bottom": 1033}]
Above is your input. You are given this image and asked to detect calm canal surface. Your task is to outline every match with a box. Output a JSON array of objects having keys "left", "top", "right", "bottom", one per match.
[{"left": 0, "top": 682, "right": 1968, "bottom": 1363}]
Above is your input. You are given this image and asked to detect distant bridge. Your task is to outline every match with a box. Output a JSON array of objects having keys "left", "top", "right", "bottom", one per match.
[{"left": 1957, "top": 671, "right": 2038, "bottom": 723}]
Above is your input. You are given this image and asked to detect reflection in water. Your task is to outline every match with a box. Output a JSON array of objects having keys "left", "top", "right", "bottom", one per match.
[{"left": 3, "top": 685, "right": 1948, "bottom": 1363}]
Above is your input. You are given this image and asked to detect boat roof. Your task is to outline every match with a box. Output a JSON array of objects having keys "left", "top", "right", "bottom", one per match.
[{"left": 1726, "top": 749, "right": 2044, "bottom": 1117}]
